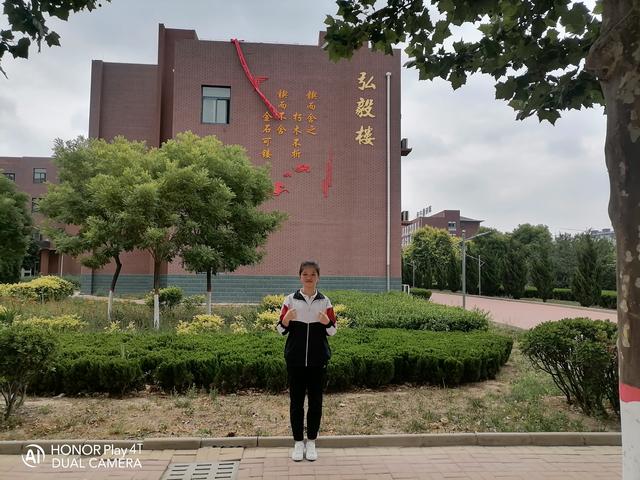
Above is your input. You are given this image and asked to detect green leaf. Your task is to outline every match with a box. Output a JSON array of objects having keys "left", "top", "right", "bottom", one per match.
[
  {"left": 537, "top": 109, "right": 561, "bottom": 125},
  {"left": 45, "top": 32, "right": 60, "bottom": 47},
  {"left": 495, "top": 78, "right": 517, "bottom": 100},
  {"left": 10, "top": 37, "right": 30, "bottom": 59}
]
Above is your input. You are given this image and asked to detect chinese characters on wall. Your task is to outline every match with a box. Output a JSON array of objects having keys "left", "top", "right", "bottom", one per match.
[
  {"left": 355, "top": 71, "right": 376, "bottom": 146},
  {"left": 260, "top": 89, "right": 320, "bottom": 196}
]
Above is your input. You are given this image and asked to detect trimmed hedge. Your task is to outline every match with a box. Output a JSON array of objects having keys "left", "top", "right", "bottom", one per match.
[
  {"left": 30, "top": 329, "right": 512, "bottom": 395},
  {"left": 326, "top": 291, "right": 488, "bottom": 332},
  {"left": 0, "top": 276, "right": 75, "bottom": 302},
  {"left": 409, "top": 287, "right": 432, "bottom": 300},
  {"left": 523, "top": 286, "right": 616, "bottom": 309}
]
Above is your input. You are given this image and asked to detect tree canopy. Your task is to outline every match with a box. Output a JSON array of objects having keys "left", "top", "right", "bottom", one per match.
[
  {"left": 324, "top": 0, "right": 603, "bottom": 124},
  {"left": 0, "top": 0, "right": 109, "bottom": 76},
  {"left": 0, "top": 171, "right": 32, "bottom": 282}
]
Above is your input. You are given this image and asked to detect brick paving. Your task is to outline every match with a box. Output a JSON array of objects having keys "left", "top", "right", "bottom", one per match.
[
  {"left": 0, "top": 445, "right": 621, "bottom": 479},
  {"left": 429, "top": 292, "right": 616, "bottom": 329}
]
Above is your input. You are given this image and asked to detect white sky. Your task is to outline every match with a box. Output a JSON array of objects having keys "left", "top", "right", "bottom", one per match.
[{"left": 0, "top": 0, "right": 611, "bottom": 236}]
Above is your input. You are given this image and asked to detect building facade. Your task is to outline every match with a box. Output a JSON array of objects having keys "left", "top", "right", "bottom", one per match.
[
  {"left": 76, "top": 25, "right": 406, "bottom": 300},
  {"left": 0, "top": 156, "right": 82, "bottom": 277},
  {"left": 401, "top": 210, "right": 483, "bottom": 247}
]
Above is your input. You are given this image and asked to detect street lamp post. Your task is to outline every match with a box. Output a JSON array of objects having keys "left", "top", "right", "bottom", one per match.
[{"left": 461, "top": 230, "right": 492, "bottom": 309}]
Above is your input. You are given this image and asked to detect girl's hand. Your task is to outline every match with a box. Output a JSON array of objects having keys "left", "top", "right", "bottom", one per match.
[
  {"left": 282, "top": 308, "right": 297, "bottom": 326},
  {"left": 317, "top": 311, "right": 330, "bottom": 325}
]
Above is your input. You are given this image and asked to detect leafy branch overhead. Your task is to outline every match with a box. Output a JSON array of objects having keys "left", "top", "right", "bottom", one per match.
[
  {"left": 324, "top": 0, "right": 603, "bottom": 124},
  {"left": 0, "top": 0, "right": 109, "bottom": 75}
]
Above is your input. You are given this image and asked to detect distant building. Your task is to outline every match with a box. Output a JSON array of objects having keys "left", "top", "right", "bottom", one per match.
[
  {"left": 401, "top": 209, "right": 483, "bottom": 247},
  {"left": 0, "top": 156, "right": 82, "bottom": 277},
  {"left": 590, "top": 228, "right": 616, "bottom": 242}
]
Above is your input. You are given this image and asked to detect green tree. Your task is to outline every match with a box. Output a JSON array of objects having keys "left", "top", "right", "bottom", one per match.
[
  {"left": 446, "top": 248, "right": 461, "bottom": 292},
  {"left": 162, "top": 133, "right": 285, "bottom": 314},
  {"left": 472, "top": 227, "right": 507, "bottom": 296},
  {"left": 0, "top": 0, "right": 110, "bottom": 76},
  {"left": 552, "top": 232, "right": 579, "bottom": 288},
  {"left": 324, "top": 6, "right": 640, "bottom": 458},
  {"left": 39, "top": 137, "right": 149, "bottom": 321},
  {"left": 503, "top": 237, "right": 528, "bottom": 299},
  {"left": 512, "top": 224, "right": 554, "bottom": 285},
  {"left": 21, "top": 235, "right": 40, "bottom": 275},
  {"left": 572, "top": 233, "right": 602, "bottom": 307},
  {"left": 593, "top": 235, "right": 616, "bottom": 291},
  {"left": 410, "top": 226, "right": 455, "bottom": 290},
  {"left": 531, "top": 248, "right": 554, "bottom": 301},
  {"left": 0, "top": 171, "right": 32, "bottom": 283}
]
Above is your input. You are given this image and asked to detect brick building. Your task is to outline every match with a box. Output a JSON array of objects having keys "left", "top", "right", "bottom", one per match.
[
  {"left": 401, "top": 210, "right": 483, "bottom": 247},
  {"left": 0, "top": 156, "right": 82, "bottom": 277},
  {"left": 2, "top": 25, "right": 409, "bottom": 301}
]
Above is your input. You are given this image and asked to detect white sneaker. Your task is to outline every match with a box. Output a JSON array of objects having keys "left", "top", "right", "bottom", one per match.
[
  {"left": 291, "top": 441, "right": 304, "bottom": 461},
  {"left": 305, "top": 440, "right": 317, "bottom": 461}
]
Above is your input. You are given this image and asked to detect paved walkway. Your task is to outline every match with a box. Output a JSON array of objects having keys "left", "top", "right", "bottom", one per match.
[
  {"left": 0, "top": 445, "right": 621, "bottom": 479},
  {"left": 430, "top": 292, "right": 616, "bottom": 329}
]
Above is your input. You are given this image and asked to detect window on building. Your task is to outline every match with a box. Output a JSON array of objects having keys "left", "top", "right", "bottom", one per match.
[
  {"left": 31, "top": 197, "right": 41, "bottom": 213},
  {"left": 448, "top": 221, "right": 456, "bottom": 231},
  {"left": 33, "top": 168, "right": 47, "bottom": 183},
  {"left": 202, "top": 86, "right": 230, "bottom": 124},
  {"left": 3, "top": 172, "right": 15, "bottom": 181}
]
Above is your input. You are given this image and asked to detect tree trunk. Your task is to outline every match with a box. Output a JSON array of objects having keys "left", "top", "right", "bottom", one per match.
[
  {"left": 153, "top": 259, "right": 161, "bottom": 330},
  {"left": 586, "top": 4, "right": 640, "bottom": 478},
  {"left": 206, "top": 267, "right": 212, "bottom": 315},
  {"left": 108, "top": 255, "right": 122, "bottom": 322}
]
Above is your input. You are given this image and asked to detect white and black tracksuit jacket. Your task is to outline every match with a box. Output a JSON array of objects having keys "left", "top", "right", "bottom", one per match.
[{"left": 276, "top": 290, "right": 337, "bottom": 367}]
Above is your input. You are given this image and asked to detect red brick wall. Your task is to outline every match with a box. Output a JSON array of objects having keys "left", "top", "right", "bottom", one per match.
[
  {"left": 165, "top": 36, "right": 402, "bottom": 277},
  {"left": 91, "top": 62, "right": 159, "bottom": 147}
]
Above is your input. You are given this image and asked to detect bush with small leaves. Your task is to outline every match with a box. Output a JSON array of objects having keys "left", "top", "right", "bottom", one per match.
[
  {"left": 255, "top": 311, "right": 278, "bottom": 331},
  {"left": 0, "top": 324, "right": 57, "bottom": 419},
  {"left": 521, "top": 318, "right": 618, "bottom": 416},
  {"left": 15, "top": 314, "right": 87, "bottom": 332},
  {"left": 260, "top": 294, "right": 285, "bottom": 312},
  {"left": 144, "top": 286, "right": 184, "bottom": 309},
  {"left": 176, "top": 314, "right": 224, "bottom": 334},
  {"left": 0, "top": 276, "right": 75, "bottom": 301}
]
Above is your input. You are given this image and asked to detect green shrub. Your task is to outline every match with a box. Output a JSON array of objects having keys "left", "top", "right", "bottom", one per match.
[
  {"left": 552, "top": 288, "right": 574, "bottom": 301},
  {"left": 260, "top": 294, "right": 285, "bottom": 312},
  {"left": 15, "top": 314, "right": 88, "bottom": 332},
  {"left": 0, "top": 305, "right": 20, "bottom": 325},
  {"left": 144, "top": 286, "right": 184, "bottom": 309},
  {"left": 598, "top": 291, "right": 616, "bottom": 309},
  {"left": 0, "top": 276, "right": 75, "bottom": 302},
  {"left": 29, "top": 329, "right": 512, "bottom": 395},
  {"left": 255, "top": 311, "right": 278, "bottom": 331},
  {"left": 61, "top": 276, "right": 81, "bottom": 290},
  {"left": 326, "top": 290, "right": 488, "bottom": 332},
  {"left": 176, "top": 314, "right": 224, "bottom": 334},
  {"left": 181, "top": 295, "right": 205, "bottom": 310},
  {"left": 409, "top": 288, "right": 432, "bottom": 300},
  {"left": 0, "top": 324, "right": 57, "bottom": 419},
  {"left": 521, "top": 318, "right": 618, "bottom": 416}
]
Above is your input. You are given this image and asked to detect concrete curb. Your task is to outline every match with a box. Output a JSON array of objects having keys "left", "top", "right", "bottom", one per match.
[{"left": 0, "top": 433, "right": 621, "bottom": 454}]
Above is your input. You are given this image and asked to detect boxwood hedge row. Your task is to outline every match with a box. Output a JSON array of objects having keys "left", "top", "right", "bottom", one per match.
[
  {"left": 326, "top": 290, "right": 488, "bottom": 332},
  {"left": 30, "top": 329, "right": 511, "bottom": 395}
]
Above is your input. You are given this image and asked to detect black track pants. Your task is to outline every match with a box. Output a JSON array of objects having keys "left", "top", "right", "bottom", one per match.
[{"left": 287, "top": 364, "right": 326, "bottom": 441}]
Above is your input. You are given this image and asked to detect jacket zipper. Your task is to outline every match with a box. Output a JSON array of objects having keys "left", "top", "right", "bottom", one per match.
[{"left": 305, "top": 301, "right": 310, "bottom": 367}]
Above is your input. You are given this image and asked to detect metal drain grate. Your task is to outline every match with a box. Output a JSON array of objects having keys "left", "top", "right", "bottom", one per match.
[{"left": 161, "top": 461, "right": 239, "bottom": 480}]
